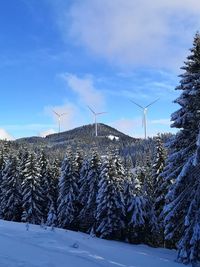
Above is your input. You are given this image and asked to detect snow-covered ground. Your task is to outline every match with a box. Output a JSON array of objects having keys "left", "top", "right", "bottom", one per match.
[{"left": 0, "top": 220, "right": 188, "bottom": 267}]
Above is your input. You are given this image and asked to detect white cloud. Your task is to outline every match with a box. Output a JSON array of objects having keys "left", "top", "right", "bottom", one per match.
[
  {"left": 63, "top": 0, "right": 200, "bottom": 70},
  {"left": 39, "top": 129, "right": 56, "bottom": 137},
  {"left": 62, "top": 73, "right": 104, "bottom": 109},
  {"left": 0, "top": 129, "right": 14, "bottom": 141}
]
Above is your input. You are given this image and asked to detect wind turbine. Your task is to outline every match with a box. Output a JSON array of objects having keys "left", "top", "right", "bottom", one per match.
[
  {"left": 130, "top": 98, "right": 159, "bottom": 139},
  {"left": 53, "top": 110, "right": 67, "bottom": 133},
  {"left": 87, "top": 106, "right": 107, "bottom": 137}
]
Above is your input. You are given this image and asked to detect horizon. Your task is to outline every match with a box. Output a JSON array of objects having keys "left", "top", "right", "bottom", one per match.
[{"left": 1, "top": 1, "right": 200, "bottom": 140}]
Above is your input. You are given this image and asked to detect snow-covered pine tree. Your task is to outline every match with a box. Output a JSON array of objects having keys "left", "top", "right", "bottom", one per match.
[
  {"left": 124, "top": 172, "right": 135, "bottom": 215},
  {"left": 46, "top": 159, "right": 60, "bottom": 227},
  {"left": 72, "top": 148, "right": 84, "bottom": 227},
  {"left": 38, "top": 150, "right": 51, "bottom": 221},
  {"left": 78, "top": 150, "right": 101, "bottom": 233},
  {"left": 78, "top": 159, "right": 90, "bottom": 210},
  {"left": 0, "top": 141, "right": 11, "bottom": 203},
  {"left": 124, "top": 170, "right": 139, "bottom": 242},
  {"left": 0, "top": 155, "right": 22, "bottom": 221},
  {"left": 152, "top": 135, "right": 166, "bottom": 194},
  {"left": 0, "top": 142, "right": 10, "bottom": 173},
  {"left": 164, "top": 33, "right": 200, "bottom": 254},
  {"left": 96, "top": 155, "right": 125, "bottom": 240},
  {"left": 128, "top": 194, "right": 148, "bottom": 244},
  {"left": 127, "top": 165, "right": 158, "bottom": 246},
  {"left": 151, "top": 134, "right": 167, "bottom": 245},
  {"left": 21, "top": 152, "right": 44, "bottom": 224},
  {"left": 57, "top": 151, "right": 79, "bottom": 230},
  {"left": 0, "top": 143, "right": 10, "bottom": 218},
  {"left": 175, "top": 132, "right": 200, "bottom": 264}
]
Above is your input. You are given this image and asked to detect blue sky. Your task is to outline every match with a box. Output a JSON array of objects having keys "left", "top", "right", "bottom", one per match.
[{"left": 1, "top": 0, "right": 200, "bottom": 139}]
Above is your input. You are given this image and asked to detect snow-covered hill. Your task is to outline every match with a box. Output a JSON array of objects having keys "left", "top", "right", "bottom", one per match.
[{"left": 0, "top": 220, "right": 188, "bottom": 267}]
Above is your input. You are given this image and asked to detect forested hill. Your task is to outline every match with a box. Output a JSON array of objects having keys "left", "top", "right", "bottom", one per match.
[
  {"left": 15, "top": 123, "right": 137, "bottom": 155},
  {"left": 46, "top": 123, "right": 135, "bottom": 143},
  {"left": 13, "top": 123, "right": 171, "bottom": 165}
]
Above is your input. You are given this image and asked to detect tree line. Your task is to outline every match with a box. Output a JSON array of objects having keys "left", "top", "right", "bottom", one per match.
[{"left": 0, "top": 136, "right": 166, "bottom": 246}]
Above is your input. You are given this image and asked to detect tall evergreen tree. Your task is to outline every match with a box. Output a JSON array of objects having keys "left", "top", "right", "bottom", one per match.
[
  {"left": 0, "top": 155, "right": 22, "bottom": 221},
  {"left": 152, "top": 135, "right": 167, "bottom": 245},
  {"left": 78, "top": 150, "right": 101, "bottom": 233},
  {"left": 46, "top": 159, "right": 60, "bottom": 227},
  {"left": 164, "top": 33, "right": 200, "bottom": 262},
  {"left": 38, "top": 150, "right": 51, "bottom": 220},
  {"left": 127, "top": 167, "right": 157, "bottom": 246},
  {"left": 21, "top": 152, "right": 44, "bottom": 224},
  {"left": 57, "top": 152, "right": 79, "bottom": 229},
  {"left": 96, "top": 155, "right": 125, "bottom": 239},
  {"left": 175, "top": 136, "right": 200, "bottom": 264}
]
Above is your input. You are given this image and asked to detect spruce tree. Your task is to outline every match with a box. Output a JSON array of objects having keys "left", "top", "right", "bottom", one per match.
[
  {"left": 127, "top": 166, "right": 158, "bottom": 246},
  {"left": 38, "top": 150, "right": 51, "bottom": 220},
  {"left": 57, "top": 152, "right": 79, "bottom": 229},
  {"left": 164, "top": 132, "right": 200, "bottom": 264},
  {"left": 21, "top": 152, "right": 44, "bottom": 224},
  {"left": 152, "top": 134, "right": 167, "bottom": 245},
  {"left": 78, "top": 151, "right": 101, "bottom": 233},
  {"left": 0, "top": 155, "right": 22, "bottom": 221},
  {"left": 164, "top": 33, "right": 200, "bottom": 262},
  {"left": 46, "top": 159, "right": 60, "bottom": 227},
  {"left": 96, "top": 155, "right": 125, "bottom": 239}
]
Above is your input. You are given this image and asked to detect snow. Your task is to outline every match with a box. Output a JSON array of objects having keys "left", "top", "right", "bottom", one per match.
[
  {"left": 107, "top": 135, "right": 119, "bottom": 141},
  {"left": 0, "top": 219, "right": 189, "bottom": 267}
]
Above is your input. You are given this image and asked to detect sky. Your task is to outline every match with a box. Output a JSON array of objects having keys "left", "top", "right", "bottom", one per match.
[{"left": 1, "top": 0, "right": 200, "bottom": 140}]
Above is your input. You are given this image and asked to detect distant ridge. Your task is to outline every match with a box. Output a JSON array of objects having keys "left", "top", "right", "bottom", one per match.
[
  {"left": 15, "top": 123, "right": 137, "bottom": 155},
  {"left": 45, "top": 123, "right": 134, "bottom": 142},
  {"left": 17, "top": 123, "right": 135, "bottom": 143}
]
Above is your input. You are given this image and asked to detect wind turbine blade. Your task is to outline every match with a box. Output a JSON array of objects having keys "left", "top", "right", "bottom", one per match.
[
  {"left": 60, "top": 112, "right": 67, "bottom": 117},
  {"left": 145, "top": 98, "right": 160, "bottom": 108},
  {"left": 87, "top": 105, "right": 96, "bottom": 115},
  {"left": 96, "top": 112, "right": 107, "bottom": 115},
  {"left": 130, "top": 100, "right": 144, "bottom": 109},
  {"left": 53, "top": 110, "right": 60, "bottom": 117}
]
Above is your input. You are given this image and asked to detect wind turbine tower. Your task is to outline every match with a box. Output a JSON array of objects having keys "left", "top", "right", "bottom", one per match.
[
  {"left": 130, "top": 99, "right": 159, "bottom": 139},
  {"left": 53, "top": 110, "right": 67, "bottom": 133},
  {"left": 87, "top": 106, "right": 107, "bottom": 137}
]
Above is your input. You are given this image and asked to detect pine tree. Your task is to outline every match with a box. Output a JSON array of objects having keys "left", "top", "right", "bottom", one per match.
[
  {"left": 124, "top": 171, "right": 139, "bottom": 242},
  {"left": 72, "top": 148, "right": 84, "bottom": 226},
  {"left": 21, "top": 152, "right": 44, "bottom": 224},
  {"left": 0, "top": 141, "right": 11, "bottom": 216},
  {"left": 128, "top": 194, "right": 148, "bottom": 244},
  {"left": 0, "top": 155, "right": 22, "bottom": 221},
  {"left": 164, "top": 33, "right": 200, "bottom": 261},
  {"left": 46, "top": 159, "right": 60, "bottom": 227},
  {"left": 151, "top": 135, "right": 167, "bottom": 245},
  {"left": 127, "top": 166, "right": 158, "bottom": 246},
  {"left": 57, "top": 152, "right": 79, "bottom": 229},
  {"left": 96, "top": 155, "right": 125, "bottom": 239},
  {"left": 78, "top": 150, "right": 101, "bottom": 233},
  {"left": 165, "top": 133, "right": 200, "bottom": 264},
  {"left": 38, "top": 150, "right": 51, "bottom": 220}
]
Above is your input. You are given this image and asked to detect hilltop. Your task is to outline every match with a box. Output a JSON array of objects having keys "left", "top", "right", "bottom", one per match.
[{"left": 15, "top": 123, "right": 137, "bottom": 156}]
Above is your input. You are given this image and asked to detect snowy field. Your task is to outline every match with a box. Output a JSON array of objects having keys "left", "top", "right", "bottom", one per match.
[{"left": 0, "top": 220, "right": 189, "bottom": 267}]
